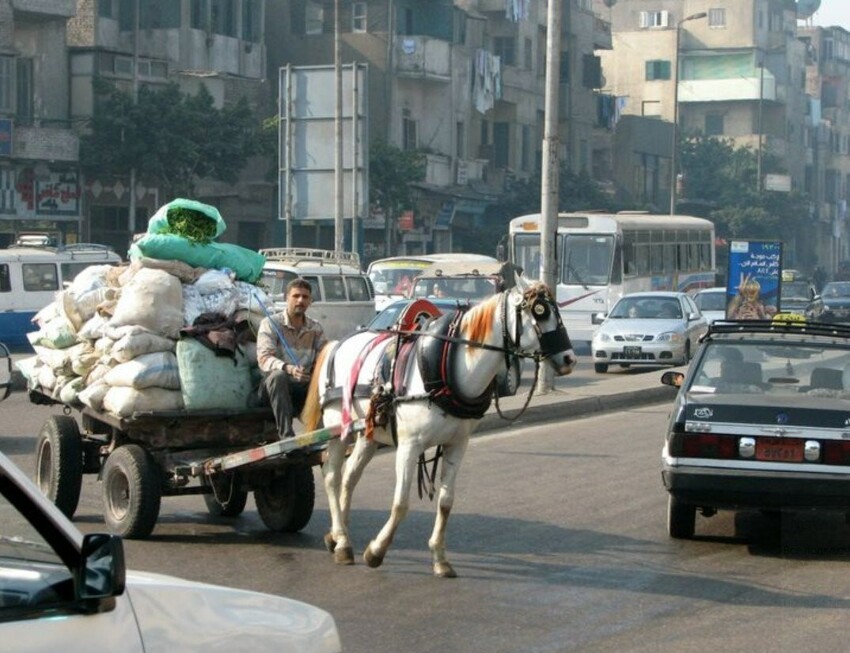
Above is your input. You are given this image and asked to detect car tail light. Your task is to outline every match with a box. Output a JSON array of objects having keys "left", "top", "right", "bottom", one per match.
[
  {"left": 822, "top": 441, "right": 850, "bottom": 465},
  {"left": 670, "top": 432, "right": 737, "bottom": 459}
]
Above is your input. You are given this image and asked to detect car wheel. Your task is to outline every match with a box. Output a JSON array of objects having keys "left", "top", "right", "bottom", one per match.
[
  {"left": 102, "top": 445, "right": 162, "bottom": 539},
  {"left": 34, "top": 416, "right": 83, "bottom": 519},
  {"left": 667, "top": 495, "right": 696, "bottom": 539},
  {"left": 254, "top": 464, "right": 315, "bottom": 533},
  {"left": 202, "top": 473, "right": 249, "bottom": 518},
  {"left": 594, "top": 362, "right": 609, "bottom": 374}
]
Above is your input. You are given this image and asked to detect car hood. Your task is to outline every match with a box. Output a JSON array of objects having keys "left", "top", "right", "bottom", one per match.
[
  {"left": 597, "top": 317, "right": 686, "bottom": 337},
  {"left": 125, "top": 570, "right": 341, "bottom": 653},
  {"left": 681, "top": 393, "right": 850, "bottom": 429}
]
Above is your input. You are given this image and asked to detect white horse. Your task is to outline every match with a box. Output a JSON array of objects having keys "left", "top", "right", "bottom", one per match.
[{"left": 301, "top": 276, "right": 577, "bottom": 577}]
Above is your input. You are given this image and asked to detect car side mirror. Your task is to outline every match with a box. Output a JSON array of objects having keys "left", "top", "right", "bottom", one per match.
[
  {"left": 688, "top": 312, "right": 701, "bottom": 321},
  {"left": 78, "top": 533, "right": 126, "bottom": 601},
  {"left": 591, "top": 312, "right": 607, "bottom": 325},
  {"left": 661, "top": 370, "right": 684, "bottom": 388}
]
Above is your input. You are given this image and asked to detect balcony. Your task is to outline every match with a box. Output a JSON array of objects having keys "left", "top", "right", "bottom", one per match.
[
  {"left": 679, "top": 75, "right": 776, "bottom": 103},
  {"left": 593, "top": 16, "right": 613, "bottom": 51},
  {"left": 11, "top": 0, "right": 75, "bottom": 18},
  {"left": 395, "top": 36, "right": 451, "bottom": 82},
  {"left": 14, "top": 123, "right": 79, "bottom": 162}
]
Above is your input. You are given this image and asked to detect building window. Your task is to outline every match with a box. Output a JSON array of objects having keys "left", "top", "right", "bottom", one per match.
[
  {"left": 705, "top": 113, "right": 724, "bottom": 136},
  {"left": 494, "top": 122, "right": 510, "bottom": 169},
  {"left": 639, "top": 10, "right": 669, "bottom": 28},
  {"left": 524, "top": 38, "right": 533, "bottom": 70},
  {"left": 211, "top": 0, "right": 236, "bottom": 36},
  {"left": 402, "top": 109, "right": 418, "bottom": 151},
  {"left": 493, "top": 37, "right": 516, "bottom": 66},
  {"left": 351, "top": 2, "right": 366, "bottom": 33},
  {"left": 242, "top": 0, "right": 261, "bottom": 41},
  {"left": 16, "top": 58, "right": 33, "bottom": 125},
  {"left": 708, "top": 8, "right": 726, "bottom": 28},
  {"left": 306, "top": 1, "right": 324, "bottom": 35},
  {"left": 0, "top": 56, "right": 13, "bottom": 113},
  {"left": 191, "top": 0, "right": 207, "bottom": 29},
  {"left": 402, "top": 7, "right": 413, "bottom": 35},
  {"left": 522, "top": 125, "right": 531, "bottom": 172},
  {"left": 453, "top": 10, "right": 467, "bottom": 44},
  {"left": 456, "top": 121, "right": 465, "bottom": 159},
  {"left": 559, "top": 50, "right": 570, "bottom": 82},
  {"left": 645, "top": 60, "right": 671, "bottom": 80},
  {"left": 98, "top": 0, "right": 114, "bottom": 18}
]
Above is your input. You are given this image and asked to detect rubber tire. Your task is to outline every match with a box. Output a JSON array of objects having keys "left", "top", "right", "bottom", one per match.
[
  {"left": 667, "top": 495, "right": 696, "bottom": 539},
  {"left": 497, "top": 357, "right": 522, "bottom": 397},
  {"left": 254, "top": 464, "right": 315, "bottom": 533},
  {"left": 34, "top": 416, "right": 83, "bottom": 519},
  {"left": 594, "top": 362, "right": 609, "bottom": 374},
  {"left": 202, "top": 473, "right": 249, "bottom": 517},
  {"left": 102, "top": 445, "right": 161, "bottom": 540}
]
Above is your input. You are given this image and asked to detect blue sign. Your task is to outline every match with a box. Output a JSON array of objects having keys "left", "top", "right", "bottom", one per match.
[{"left": 726, "top": 240, "right": 782, "bottom": 320}]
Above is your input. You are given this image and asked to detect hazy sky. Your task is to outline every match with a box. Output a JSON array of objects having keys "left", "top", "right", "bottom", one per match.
[{"left": 807, "top": 0, "right": 850, "bottom": 29}]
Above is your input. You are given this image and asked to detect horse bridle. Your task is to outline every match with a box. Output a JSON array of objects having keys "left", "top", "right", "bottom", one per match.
[{"left": 501, "top": 286, "right": 572, "bottom": 365}]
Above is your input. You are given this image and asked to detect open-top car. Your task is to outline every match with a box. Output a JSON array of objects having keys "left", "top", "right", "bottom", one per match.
[{"left": 660, "top": 319, "right": 850, "bottom": 540}]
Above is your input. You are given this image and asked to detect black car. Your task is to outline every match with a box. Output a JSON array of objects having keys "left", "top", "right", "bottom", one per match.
[
  {"left": 820, "top": 281, "right": 850, "bottom": 323},
  {"left": 660, "top": 320, "right": 850, "bottom": 539}
]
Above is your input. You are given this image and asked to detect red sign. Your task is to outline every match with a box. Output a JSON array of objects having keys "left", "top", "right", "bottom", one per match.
[{"left": 398, "top": 210, "right": 414, "bottom": 231}]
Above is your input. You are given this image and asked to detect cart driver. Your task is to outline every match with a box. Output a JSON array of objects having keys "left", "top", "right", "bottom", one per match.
[{"left": 256, "top": 278, "right": 327, "bottom": 439}]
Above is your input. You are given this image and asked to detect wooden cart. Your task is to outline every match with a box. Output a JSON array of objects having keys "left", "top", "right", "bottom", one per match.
[{"left": 29, "top": 390, "right": 358, "bottom": 540}]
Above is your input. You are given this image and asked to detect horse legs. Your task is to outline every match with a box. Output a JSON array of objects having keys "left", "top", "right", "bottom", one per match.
[
  {"left": 363, "top": 440, "right": 420, "bottom": 570},
  {"left": 321, "top": 438, "right": 355, "bottom": 565},
  {"left": 322, "top": 435, "right": 378, "bottom": 565},
  {"left": 428, "top": 437, "right": 468, "bottom": 578}
]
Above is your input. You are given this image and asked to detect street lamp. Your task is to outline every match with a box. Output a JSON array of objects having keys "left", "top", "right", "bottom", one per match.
[{"left": 669, "top": 11, "right": 707, "bottom": 215}]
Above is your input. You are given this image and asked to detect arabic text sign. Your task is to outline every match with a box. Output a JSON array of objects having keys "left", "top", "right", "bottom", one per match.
[{"left": 726, "top": 240, "right": 782, "bottom": 320}]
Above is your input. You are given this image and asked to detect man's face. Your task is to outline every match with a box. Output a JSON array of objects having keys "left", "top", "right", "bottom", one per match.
[{"left": 287, "top": 285, "right": 313, "bottom": 316}]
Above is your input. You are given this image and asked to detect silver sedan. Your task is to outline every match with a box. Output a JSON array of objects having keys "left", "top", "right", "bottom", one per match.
[{"left": 591, "top": 291, "right": 708, "bottom": 373}]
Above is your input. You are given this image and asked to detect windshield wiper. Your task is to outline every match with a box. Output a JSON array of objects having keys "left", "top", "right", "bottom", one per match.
[{"left": 565, "top": 251, "right": 589, "bottom": 290}]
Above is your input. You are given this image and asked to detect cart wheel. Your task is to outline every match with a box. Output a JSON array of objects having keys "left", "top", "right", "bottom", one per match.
[
  {"left": 202, "top": 473, "right": 249, "bottom": 518},
  {"left": 102, "top": 445, "right": 161, "bottom": 539},
  {"left": 34, "top": 416, "right": 83, "bottom": 519},
  {"left": 254, "top": 464, "right": 315, "bottom": 533}
]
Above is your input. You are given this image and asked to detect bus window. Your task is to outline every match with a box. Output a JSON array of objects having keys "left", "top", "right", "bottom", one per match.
[
  {"left": 0, "top": 264, "right": 9, "bottom": 292},
  {"left": 22, "top": 263, "right": 58, "bottom": 292}
]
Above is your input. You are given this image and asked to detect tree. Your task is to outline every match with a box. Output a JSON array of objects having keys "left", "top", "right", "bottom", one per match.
[
  {"left": 368, "top": 139, "right": 426, "bottom": 220},
  {"left": 80, "top": 81, "right": 269, "bottom": 198}
]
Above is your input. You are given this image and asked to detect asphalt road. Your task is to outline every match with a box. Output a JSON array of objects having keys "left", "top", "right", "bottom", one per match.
[{"left": 3, "top": 384, "right": 850, "bottom": 653}]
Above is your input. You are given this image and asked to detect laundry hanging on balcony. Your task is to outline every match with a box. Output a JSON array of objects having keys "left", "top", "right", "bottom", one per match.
[
  {"left": 473, "top": 50, "right": 502, "bottom": 114},
  {"left": 506, "top": 0, "right": 530, "bottom": 22}
]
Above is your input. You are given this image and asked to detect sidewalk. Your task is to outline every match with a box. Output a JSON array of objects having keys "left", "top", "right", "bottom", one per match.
[{"left": 477, "top": 364, "right": 681, "bottom": 434}]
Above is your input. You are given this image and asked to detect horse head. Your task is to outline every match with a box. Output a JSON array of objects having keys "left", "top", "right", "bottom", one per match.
[{"left": 507, "top": 279, "right": 577, "bottom": 376}]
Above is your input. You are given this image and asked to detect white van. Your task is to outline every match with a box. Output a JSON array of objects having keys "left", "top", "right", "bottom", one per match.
[
  {"left": 259, "top": 248, "right": 375, "bottom": 341},
  {"left": 0, "top": 240, "right": 122, "bottom": 349}
]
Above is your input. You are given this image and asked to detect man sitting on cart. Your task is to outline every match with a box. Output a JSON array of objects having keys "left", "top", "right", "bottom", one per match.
[{"left": 257, "top": 278, "right": 327, "bottom": 439}]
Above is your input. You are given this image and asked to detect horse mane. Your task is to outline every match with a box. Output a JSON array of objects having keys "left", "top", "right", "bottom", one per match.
[
  {"left": 300, "top": 341, "right": 333, "bottom": 431},
  {"left": 460, "top": 294, "right": 500, "bottom": 344}
]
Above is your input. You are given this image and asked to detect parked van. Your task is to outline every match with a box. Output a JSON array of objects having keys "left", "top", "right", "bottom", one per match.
[
  {"left": 259, "top": 248, "right": 375, "bottom": 341},
  {"left": 0, "top": 239, "right": 122, "bottom": 349}
]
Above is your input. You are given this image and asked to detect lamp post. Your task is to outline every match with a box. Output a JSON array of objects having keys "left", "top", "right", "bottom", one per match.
[{"left": 669, "top": 11, "right": 707, "bottom": 215}]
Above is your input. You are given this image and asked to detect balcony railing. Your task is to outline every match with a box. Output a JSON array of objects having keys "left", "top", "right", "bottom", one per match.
[
  {"left": 395, "top": 36, "right": 451, "bottom": 82},
  {"left": 679, "top": 76, "right": 777, "bottom": 103}
]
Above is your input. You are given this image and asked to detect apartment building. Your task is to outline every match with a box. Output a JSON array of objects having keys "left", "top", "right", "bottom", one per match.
[
  {"left": 0, "top": 0, "right": 81, "bottom": 248},
  {"left": 66, "top": 0, "right": 271, "bottom": 254},
  {"left": 267, "top": 0, "right": 612, "bottom": 260}
]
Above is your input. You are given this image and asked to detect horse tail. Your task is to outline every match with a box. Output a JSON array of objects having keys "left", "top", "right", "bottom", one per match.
[{"left": 300, "top": 342, "right": 332, "bottom": 431}]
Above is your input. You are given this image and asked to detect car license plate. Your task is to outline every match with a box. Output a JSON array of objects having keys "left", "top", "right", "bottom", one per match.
[
  {"left": 755, "top": 439, "right": 804, "bottom": 462},
  {"left": 623, "top": 345, "right": 642, "bottom": 359}
]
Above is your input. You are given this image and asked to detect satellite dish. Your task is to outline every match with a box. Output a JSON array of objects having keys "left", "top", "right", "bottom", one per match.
[
  {"left": 796, "top": 0, "right": 821, "bottom": 20},
  {"left": 602, "top": 0, "right": 617, "bottom": 6}
]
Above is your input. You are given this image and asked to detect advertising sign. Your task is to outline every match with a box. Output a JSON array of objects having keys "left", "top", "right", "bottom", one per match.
[{"left": 725, "top": 240, "right": 782, "bottom": 320}]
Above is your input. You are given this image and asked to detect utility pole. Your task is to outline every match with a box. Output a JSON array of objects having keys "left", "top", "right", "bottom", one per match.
[
  {"left": 334, "top": 0, "right": 344, "bottom": 253},
  {"left": 537, "top": 0, "right": 563, "bottom": 394},
  {"left": 129, "top": 0, "right": 140, "bottom": 245}
]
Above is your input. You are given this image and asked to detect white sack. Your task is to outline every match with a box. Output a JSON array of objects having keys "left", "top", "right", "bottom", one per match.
[
  {"left": 103, "top": 386, "right": 184, "bottom": 417},
  {"left": 109, "top": 268, "right": 183, "bottom": 339}
]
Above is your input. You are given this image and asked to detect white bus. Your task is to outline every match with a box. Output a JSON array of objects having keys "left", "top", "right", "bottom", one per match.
[
  {"left": 508, "top": 211, "right": 716, "bottom": 342},
  {"left": 367, "top": 253, "right": 497, "bottom": 311}
]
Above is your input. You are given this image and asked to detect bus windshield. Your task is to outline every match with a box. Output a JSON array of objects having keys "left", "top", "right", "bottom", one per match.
[
  {"left": 514, "top": 233, "right": 613, "bottom": 285},
  {"left": 367, "top": 261, "right": 429, "bottom": 296}
]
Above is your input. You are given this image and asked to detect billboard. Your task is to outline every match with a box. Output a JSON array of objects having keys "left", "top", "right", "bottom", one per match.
[{"left": 725, "top": 240, "right": 782, "bottom": 320}]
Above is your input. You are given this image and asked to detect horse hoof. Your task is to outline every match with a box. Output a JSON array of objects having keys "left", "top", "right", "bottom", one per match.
[
  {"left": 334, "top": 546, "right": 354, "bottom": 565},
  {"left": 433, "top": 561, "right": 457, "bottom": 578},
  {"left": 323, "top": 532, "right": 336, "bottom": 554},
  {"left": 363, "top": 546, "right": 384, "bottom": 569}
]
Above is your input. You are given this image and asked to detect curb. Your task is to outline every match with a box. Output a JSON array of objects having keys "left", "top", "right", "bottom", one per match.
[{"left": 477, "top": 385, "right": 677, "bottom": 434}]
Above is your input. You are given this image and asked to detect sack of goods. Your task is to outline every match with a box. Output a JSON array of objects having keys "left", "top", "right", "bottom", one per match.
[{"left": 16, "top": 199, "right": 273, "bottom": 419}]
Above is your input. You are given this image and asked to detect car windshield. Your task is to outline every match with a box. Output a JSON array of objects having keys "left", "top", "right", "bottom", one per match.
[
  {"left": 411, "top": 276, "right": 497, "bottom": 301},
  {"left": 822, "top": 282, "right": 850, "bottom": 298},
  {"left": 688, "top": 338, "right": 850, "bottom": 396},
  {"left": 781, "top": 281, "right": 811, "bottom": 301},
  {"left": 610, "top": 297, "right": 682, "bottom": 319},
  {"left": 695, "top": 291, "right": 726, "bottom": 312}
]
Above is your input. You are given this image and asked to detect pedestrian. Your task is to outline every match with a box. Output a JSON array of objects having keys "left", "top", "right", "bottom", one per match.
[{"left": 256, "top": 278, "right": 327, "bottom": 439}]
